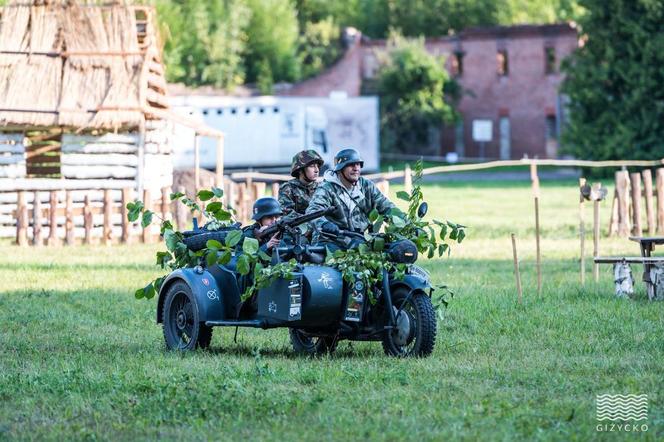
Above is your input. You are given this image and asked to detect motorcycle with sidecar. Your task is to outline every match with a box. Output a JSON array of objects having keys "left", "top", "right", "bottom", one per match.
[{"left": 157, "top": 205, "right": 437, "bottom": 357}]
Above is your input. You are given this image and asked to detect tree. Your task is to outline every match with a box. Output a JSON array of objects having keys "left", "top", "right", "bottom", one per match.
[
  {"left": 377, "top": 34, "right": 459, "bottom": 154},
  {"left": 245, "top": 0, "right": 301, "bottom": 91},
  {"left": 561, "top": 0, "right": 664, "bottom": 160},
  {"left": 298, "top": 17, "right": 342, "bottom": 79}
]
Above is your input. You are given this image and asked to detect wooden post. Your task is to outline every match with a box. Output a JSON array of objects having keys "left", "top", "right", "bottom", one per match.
[
  {"left": 657, "top": 168, "right": 664, "bottom": 234},
  {"left": 194, "top": 136, "right": 200, "bottom": 196},
  {"left": 32, "top": 192, "right": 42, "bottom": 246},
  {"left": 579, "top": 178, "right": 586, "bottom": 285},
  {"left": 161, "top": 187, "right": 170, "bottom": 221},
  {"left": 630, "top": 172, "right": 642, "bottom": 237},
  {"left": 65, "top": 191, "right": 74, "bottom": 245},
  {"left": 121, "top": 187, "right": 131, "bottom": 244},
  {"left": 404, "top": 164, "right": 412, "bottom": 195},
  {"left": 215, "top": 135, "right": 224, "bottom": 189},
  {"left": 511, "top": 233, "right": 522, "bottom": 304},
  {"left": 592, "top": 182, "right": 601, "bottom": 283},
  {"left": 531, "top": 163, "right": 541, "bottom": 295},
  {"left": 142, "top": 189, "right": 152, "bottom": 243},
  {"left": 103, "top": 189, "right": 112, "bottom": 246},
  {"left": 47, "top": 191, "right": 58, "bottom": 246},
  {"left": 643, "top": 169, "right": 655, "bottom": 235},
  {"left": 616, "top": 170, "right": 631, "bottom": 236},
  {"left": 237, "top": 183, "right": 248, "bottom": 224},
  {"left": 83, "top": 195, "right": 93, "bottom": 245},
  {"left": 175, "top": 186, "right": 187, "bottom": 231},
  {"left": 16, "top": 191, "right": 28, "bottom": 246},
  {"left": 253, "top": 182, "right": 266, "bottom": 200},
  {"left": 272, "top": 182, "right": 280, "bottom": 198},
  {"left": 608, "top": 189, "right": 619, "bottom": 237}
]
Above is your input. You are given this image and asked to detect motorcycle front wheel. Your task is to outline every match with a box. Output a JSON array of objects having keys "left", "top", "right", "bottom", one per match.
[
  {"left": 382, "top": 288, "right": 436, "bottom": 357},
  {"left": 162, "top": 281, "right": 213, "bottom": 351}
]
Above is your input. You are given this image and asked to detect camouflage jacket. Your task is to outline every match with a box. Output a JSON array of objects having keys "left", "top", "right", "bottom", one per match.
[
  {"left": 305, "top": 170, "right": 394, "bottom": 234},
  {"left": 278, "top": 178, "right": 318, "bottom": 220}
]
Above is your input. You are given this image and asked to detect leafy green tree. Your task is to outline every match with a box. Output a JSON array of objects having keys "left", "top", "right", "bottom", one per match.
[
  {"left": 245, "top": 0, "right": 301, "bottom": 88},
  {"left": 298, "top": 17, "right": 342, "bottom": 79},
  {"left": 156, "top": 0, "right": 250, "bottom": 90},
  {"left": 561, "top": 0, "right": 664, "bottom": 160},
  {"left": 377, "top": 34, "right": 458, "bottom": 154}
]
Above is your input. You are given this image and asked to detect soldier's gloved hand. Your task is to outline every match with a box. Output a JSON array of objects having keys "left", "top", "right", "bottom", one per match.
[{"left": 321, "top": 222, "right": 340, "bottom": 235}]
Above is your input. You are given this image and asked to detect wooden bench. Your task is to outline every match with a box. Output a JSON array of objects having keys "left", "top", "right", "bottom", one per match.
[{"left": 594, "top": 256, "right": 664, "bottom": 299}]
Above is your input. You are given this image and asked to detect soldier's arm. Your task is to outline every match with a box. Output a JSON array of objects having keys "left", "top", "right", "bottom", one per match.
[{"left": 305, "top": 186, "right": 332, "bottom": 230}]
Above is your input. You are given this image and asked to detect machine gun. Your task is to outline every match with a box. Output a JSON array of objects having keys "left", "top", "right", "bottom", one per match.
[{"left": 255, "top": 207, "right": 332, "bottom": 240}]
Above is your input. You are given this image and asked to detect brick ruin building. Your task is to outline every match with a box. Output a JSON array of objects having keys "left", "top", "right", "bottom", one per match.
[{"left": 281, "top": 23, "right": 579, "bottom": 160}]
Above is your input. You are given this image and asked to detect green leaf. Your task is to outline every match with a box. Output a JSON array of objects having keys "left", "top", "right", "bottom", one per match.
[
  {"left": 391, "top": 215, "right": 406, "bottom": 228},
  {"left": 225, "top": 230, "right": 243, "bottom": 247},
  {"left": 457, "top": 229, "right": 466, "bottom": 243},
  {"left": 134, "top": 287, "right": 145, "bottom": 299},
  {"left": 449, "top": 229, "right": 458, "bottom": 240},
  {"left": 170, "top": 192, "right": 184, "bottom": 201},
  {"left": 164, "top": 229, "right": 180, "bottom": 252},
  {"left": 439, "top": 224, "right": 447, "bottom": 240},
  {"left": 144, "top": 282, "right": 156, "bottom": 299},
  {"left": 154, "top": 277, "right": 165, "bottom": 291},
  {"left": 215, "top": 210, "right": 232, "bottom": 221},
  {"left": 243, "top": 237, "right": 259, "bottom": 255},
  {"left": 396, "top": 191, "right": 410, "bottom": 201},
  {"left": 127, "top": 200, "right": 143, "bottom": 222},
  {"left": 372, "top": 237, "right": 385, "bottom": 252},
  {"left": 141, "top": 210, "right": 153, "bottom": 228},
  {"left": 212, "top": 187, "right": 224, "bottom": 198},
  {"left": 217, "top": 250, "right": 232, "bottom": 265},
  {"left": 237, "top": 254, "right": 250, "bottom": 275},
  {"left": 206, "top": 239, "right": 223, "bottom": 250},
  {"left": 156, "top": 251, "right": 172, "bottom": 268},
  {"left": 197, "top": 190, "right": 215, "bottom": 201},
  {"left": 206, "top": 251, "right": 217, "bottom": 267},
  {"left": 368, "top": 208, "right": 380, "bottom": 222},
  {"left": 206, "top": 202, "right": 222, "bottom": 213},
  {"left": 438, "top": 243, "right": 449, "bottom": 257},
  {"left": 258, "top": 250, "right": 272, "bottom": 261}
]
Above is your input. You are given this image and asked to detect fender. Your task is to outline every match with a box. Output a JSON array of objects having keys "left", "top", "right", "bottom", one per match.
[
  {"left": 156, "top": 268, "right": 225, "bottom": 323},
  {"left": 390, "top": 274, "right": 432, "bottom": 296}
]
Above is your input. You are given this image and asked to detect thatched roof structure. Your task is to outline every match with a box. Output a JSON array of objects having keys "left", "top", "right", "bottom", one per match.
[{"left": 0, "top": 0, "right": 170, "bottom": 131}]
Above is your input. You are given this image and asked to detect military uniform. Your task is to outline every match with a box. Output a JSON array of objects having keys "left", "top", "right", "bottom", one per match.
[
  {"left": 279, "top": 149, "right": 324, "bottom": 220},
  {"left": 306, "top": 169, "right": 394, "bottom": 235},
  {"left": 242, "top": 197, "right": 283, "bottom": 253}
]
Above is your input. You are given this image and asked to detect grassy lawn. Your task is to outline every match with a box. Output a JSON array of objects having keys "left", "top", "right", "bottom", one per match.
[{"left": 1, "top": 179, "right": 663, "bottom": 440}]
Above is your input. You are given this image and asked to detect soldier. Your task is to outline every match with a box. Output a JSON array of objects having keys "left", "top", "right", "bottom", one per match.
[
  {"left": 305, "top": 148, "right": 394, "bottom": 248},
  {"left": 242, "top": 197, "right": 282, "bottom": 253},
  {"left": 278, "top": 149, "right": 324, "bottom": 220}
]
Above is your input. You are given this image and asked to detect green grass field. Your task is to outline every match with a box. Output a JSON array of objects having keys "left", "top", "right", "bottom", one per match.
[{"left": 1, "top": 179, "right": 663, "bottom": 441}]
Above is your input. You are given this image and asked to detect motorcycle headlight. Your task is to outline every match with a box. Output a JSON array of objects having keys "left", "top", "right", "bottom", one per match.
[
  {"left": 408, "top": 264, "right": 430, "bottom": 282},
  {"left": 387, "top": 240, "right": 418, "bottom": 264}
]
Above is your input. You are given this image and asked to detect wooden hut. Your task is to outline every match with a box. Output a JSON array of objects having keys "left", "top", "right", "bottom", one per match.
[{"left": 0, "top": 0, "right": 223, "bottom": 241}]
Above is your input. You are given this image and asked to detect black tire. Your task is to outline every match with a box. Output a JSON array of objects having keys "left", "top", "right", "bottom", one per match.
[
  {"left": 162, "top": 281, "right": 213, "bottom": 350},
  {"left": 289, "top": 328, "right": 338, "bottom": 356},
  {"left": 182, "top": 231, "right": 229, "bottom": 252},
  {"left": 382, "top": 288, "right": 436, "bottom": 357}
]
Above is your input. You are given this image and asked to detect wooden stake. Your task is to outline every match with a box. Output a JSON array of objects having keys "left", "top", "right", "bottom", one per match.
[
  {"left": 592, "top": 183, "right": 601, "bottom": 282},
  {"left": 657, "top": 168, "right": 664, "bottom": 234},
  {"left": 16, "top": 191, "right": 28, "bottom": 246},
  {"left": 271, "top": 182, "right": 280, "bottom": 198},
  {"left": 404, "top": 164, "right": 412, "bottom": 195},
  {"left": 511, "top": 233, "right": 522, "bottom": 303},
  {"left": 643, "top": 169, "right": 655, "bottom": 235},
  {"left": 253, "top": 182, "right": 266, "bottom": 200},
  {"left": 616, "top": 170, "right": 630, "bottom": 236},
  {"left": 579, "top": 178, "right": 586, "bottom": 285},
  {"left": 121, "top": 188, "right": 131, "bottom": 244},
  {"left": 194, "top": 136, "right": 200, "bottom": 196},
  {"left": 161, "top": 187, "right": 170, "bottom": 221},
  {"left": 531, "top": 163, "right": 541, "bottom": 295},
  {"left": 608, "top": 189, "right": 619, "bottom": 237},
  {"left": 65, "top": 191, "right": 74, "bottom": 246},
  {"left": 47, "top": 191, "right": 59, "bottom": 246},
  {"left": 215, "top": 135, "right": 224, "bottom": 189},
  {"left": 83, "top": 195, "right": 93, "bottom": 245},
  {"left": 630, "top": 172, "right": 642, "bottom": 236},
  {"left": 175, "top": 186, "right": 187, "bottom": 232},
  {"left": 32, "top": 192, "right": 42, "bottom": 246},
  {"left": 103, "top": 189, "right": 112, "bottom": 246}
]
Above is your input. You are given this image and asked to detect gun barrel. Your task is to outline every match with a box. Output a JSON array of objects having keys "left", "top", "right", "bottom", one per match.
[{"left": 255, "top": 208, "right": 330, "bottom": 239}]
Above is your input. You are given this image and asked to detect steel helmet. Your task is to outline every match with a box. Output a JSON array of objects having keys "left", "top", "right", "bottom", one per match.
[
  {"left": 290, "top": 149, "right": 324, "bottom": 178},
  {"left": 333, "top": 148, "right": 363, "bottom": 172},
  {"left": 252, "top": 197, "right": 283, "bottom": 221}
]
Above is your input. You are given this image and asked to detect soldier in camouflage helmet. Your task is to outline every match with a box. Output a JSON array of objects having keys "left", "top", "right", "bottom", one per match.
[
  {"left": 305, "top": 148, "right": 394, "bottom": 248},
  {"left": 278, "top": 149, "right": 324, "bottom": 221}
]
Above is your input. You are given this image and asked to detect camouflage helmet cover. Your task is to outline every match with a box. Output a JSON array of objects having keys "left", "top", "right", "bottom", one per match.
[
  {"left": 290, "top": 149, "right": 324, "bottom": 177},
  {"left": 333, "top": 148, "right": 364, "bottom": 172},
  {"left": 252, "top": 197, "right": 283, "bottom": 221}
]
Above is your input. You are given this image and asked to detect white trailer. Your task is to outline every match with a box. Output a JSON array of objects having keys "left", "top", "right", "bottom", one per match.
[{"left": 169, "top": 95, "right": 379, "bottom": 171}]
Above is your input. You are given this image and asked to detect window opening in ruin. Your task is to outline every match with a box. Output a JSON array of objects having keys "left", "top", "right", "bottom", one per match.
[{"left": 497, "top": 49, "right": 509, "bottom": 76}]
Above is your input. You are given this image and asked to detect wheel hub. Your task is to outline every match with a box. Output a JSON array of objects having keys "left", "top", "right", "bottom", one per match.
[
  {"left": 392, "top": 308, "right": 412, "bottom": 347},
  {"left": 176, "top": 310, "right": 187, "bottom": 329}
]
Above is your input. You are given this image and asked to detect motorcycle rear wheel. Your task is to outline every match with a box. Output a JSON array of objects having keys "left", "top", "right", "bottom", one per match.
[
  {"left": 289, "top": 328, "right": 338, "bottom": 356},
  {"left": 382, "top": 288, "right": 436, "bottom": 357},
  {"left": 162, "top": 281, "right": 213, "bottom": 351}
]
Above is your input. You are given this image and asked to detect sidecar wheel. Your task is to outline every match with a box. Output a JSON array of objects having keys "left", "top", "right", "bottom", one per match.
[
  {"left": 382, "top": 288, "right": 436, "bottom": 357},
  {"left": 162, "top": 281, "right": 212, "bottom": 351},
  {"left": 289, "top": 328, "right": 337, "bottom": 356}
]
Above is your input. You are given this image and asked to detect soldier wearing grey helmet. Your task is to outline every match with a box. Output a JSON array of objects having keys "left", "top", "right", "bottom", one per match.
[
  {"left": 305, "top": 148, "right": 394, "bottom": 248},
  {"left": 278, "top": 149, "right": 324, "bottom": 222},
  {"left": 242, "top": 197, "right": 283, "bottom": 252}
]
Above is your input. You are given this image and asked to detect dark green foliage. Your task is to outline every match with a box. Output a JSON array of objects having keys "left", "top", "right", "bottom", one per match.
[
  {"left": 561, "top": 0, "right": 664, "bottom": 160},
  {"left": 298, "top": 17, "right": 342, "bottom": 79},
  {"left": 377, "top": 34, "right": 458, "bottom": 154}
]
